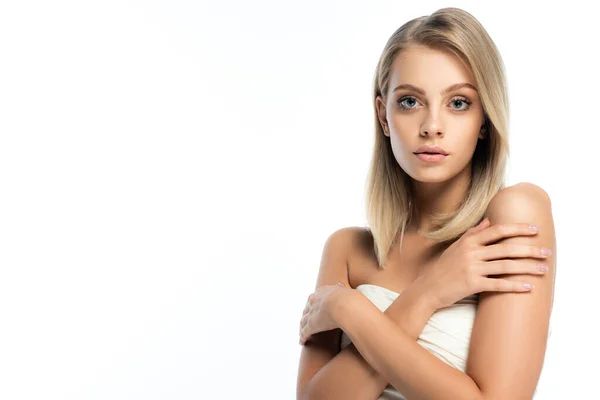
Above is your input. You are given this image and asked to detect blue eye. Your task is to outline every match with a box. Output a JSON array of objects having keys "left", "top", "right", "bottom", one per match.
[
  {"left": 397, "top": 96, "right": 473, "bottom": 112},
  {"left": 450, "top": 98, "right": 472, "bottom": 111},
  {"left": 398, "top": 97, "right": 418, "bottom": 110}
]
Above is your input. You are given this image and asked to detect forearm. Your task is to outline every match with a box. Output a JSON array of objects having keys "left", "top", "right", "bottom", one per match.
[
  {"left": 335, "top": 291, "right": 483, "bottom": 400},
  {"left": 304, "top": 280, "right": 434, "bottom": 400}
]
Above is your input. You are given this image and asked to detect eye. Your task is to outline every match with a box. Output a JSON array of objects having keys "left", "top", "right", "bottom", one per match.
[
  {"left": 397, "top": 96, "right": 419, "bottom": 110},
  {"left": 396, "top": 96, "right": 473, "bottom": 112},
  {"left": 449, "top": 97, "right": 472, "bottom": 111}
]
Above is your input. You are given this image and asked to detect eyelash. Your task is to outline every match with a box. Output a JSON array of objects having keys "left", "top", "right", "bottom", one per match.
[{"left": 396, "top": 96, "right": 473, "bottom": 112}]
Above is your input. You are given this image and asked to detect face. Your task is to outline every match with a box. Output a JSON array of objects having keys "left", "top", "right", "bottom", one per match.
[{"left": 376, "top": 45, "right": 486, "bottom": 183}]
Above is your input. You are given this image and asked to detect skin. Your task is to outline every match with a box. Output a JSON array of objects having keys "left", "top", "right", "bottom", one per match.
[
  {"left": 298, "top": 44, "right": 555, "bottom": 400},
  {"left": 375, "top": 44, "right": 486, "bottom": 234},
  {"left": 301, "top": 45, "right": 491, "bottom": 343}
]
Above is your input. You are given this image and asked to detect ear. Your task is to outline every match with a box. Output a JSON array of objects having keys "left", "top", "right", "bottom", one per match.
[
  {"left": 375, "top": 96, "right": 390, "bottom": 137},
  {"left": 478, "top": 119, "right": 488, "bottom": 139},
  {"left": 478, "top": 124, "right": 487, "bottom": 139}
]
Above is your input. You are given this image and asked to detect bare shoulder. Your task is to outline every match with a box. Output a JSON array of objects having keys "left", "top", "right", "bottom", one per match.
[
  {"left": 485, "top": 181, "right": 555, "bottom": 275},
  {"left": 321, "top": 226, "right": 364, "bottom": 262},
  {"left": 311, "top": 226, "right": 363, "bottom": 289},
  {"left": 488, "top": 182, "right": 552, "bottom": 213},
  {"left": 327, "top": 226, "right": 365, "bottom": 242},
  {"left": 296, "top": 226, "right": 364, "bottom": 398},
  {"left": 323, "top": 226, "right": 375, "bottom": 285},
  {"left": 326, "top": 226, "right": 373, "bottom": 257},
  {"left": 466, "top": 181, "right": 556, "bottom": 398}
]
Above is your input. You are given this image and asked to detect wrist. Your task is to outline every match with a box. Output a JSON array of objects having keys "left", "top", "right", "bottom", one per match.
[
  {"left": 330, "top": 288, "right": 363, "bottom": 330},
  {"left": 410, "top": 276, "right": 440, "bottom": 314},
  {"left": 383, "top": 279, "right": 437, "bottom": 340}
]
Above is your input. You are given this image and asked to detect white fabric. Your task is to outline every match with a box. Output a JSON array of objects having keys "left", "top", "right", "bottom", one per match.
[
  {"left": 340, "top": 284, "right": 554, "bottom": 399},
  {"left": 339, "top": 284, "right": 470, "bottom": 399}
]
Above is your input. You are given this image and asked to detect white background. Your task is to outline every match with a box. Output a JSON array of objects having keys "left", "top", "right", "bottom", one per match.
[{"left": 0, "top": 1, "right": 597, "bottom": 399}]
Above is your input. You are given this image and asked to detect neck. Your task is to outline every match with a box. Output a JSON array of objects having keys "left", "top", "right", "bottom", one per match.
[{"left": 409, "top": 164, "right": 472, "bottom": 233}]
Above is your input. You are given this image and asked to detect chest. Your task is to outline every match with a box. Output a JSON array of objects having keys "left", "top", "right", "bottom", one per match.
[{"left": 348, "top": 230, "right": 448, "bottom": 293}]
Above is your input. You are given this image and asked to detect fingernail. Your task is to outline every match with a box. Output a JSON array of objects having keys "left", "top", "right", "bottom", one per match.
[
  {"left": 529, "top": 225, "right": 540, "bottom": 232},
  {"left": 537, "top": 264, "right": 548, "bottom": 272},
  {"left": 523, "top": 283, "right": 533, "bottom": 289},
  {"left": 541, "top": 248, "right": 552, "bottom": 256}
]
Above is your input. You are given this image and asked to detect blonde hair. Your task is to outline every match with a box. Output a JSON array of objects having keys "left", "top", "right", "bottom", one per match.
[{"left": 365, "top": 7, "right": 510, "bottom": 269}]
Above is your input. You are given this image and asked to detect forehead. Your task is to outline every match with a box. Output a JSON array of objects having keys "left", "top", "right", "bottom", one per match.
[{"left": 389, "top": 46, "right": 475, "bottom": 91}]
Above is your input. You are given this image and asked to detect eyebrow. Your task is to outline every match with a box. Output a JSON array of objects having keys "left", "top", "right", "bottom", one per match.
[{"left": 392, "top": 82, "right": 478, "bottom": 95}]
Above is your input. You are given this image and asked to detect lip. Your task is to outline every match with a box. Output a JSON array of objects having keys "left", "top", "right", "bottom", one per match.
[
  {"left": 413, "top": 145, "right": 448, "bottom": 155},
  {"left": 415, "top": 153, "right": 448, "bottom": 163}
]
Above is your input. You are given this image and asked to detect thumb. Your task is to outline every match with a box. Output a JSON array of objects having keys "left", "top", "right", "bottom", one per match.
[
  {"left": 469, "top": 218, "right": 489, "bottom": 234},
  {"left": 477, "top": 218, "right": 490, "bottom": 230}
]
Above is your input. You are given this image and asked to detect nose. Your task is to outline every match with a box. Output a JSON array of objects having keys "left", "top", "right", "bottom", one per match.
[{"left": 420, "top": 129, "right": 443, "bottom": 137}]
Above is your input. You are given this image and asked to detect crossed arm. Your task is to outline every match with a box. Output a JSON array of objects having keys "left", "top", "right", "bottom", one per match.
[
  {"left": 302, "top": 183, "right": 555, "bottom": 400},
  {"left": 302, "top": 278, "right": 437, "bottom": 398},
  {"left": 303, "top": 277, "right": 483, "bottom": 400}
]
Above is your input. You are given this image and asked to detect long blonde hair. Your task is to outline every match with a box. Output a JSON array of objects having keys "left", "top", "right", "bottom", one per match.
[{"left": 365, "top": 7, "right": 510, "bottom": 269}]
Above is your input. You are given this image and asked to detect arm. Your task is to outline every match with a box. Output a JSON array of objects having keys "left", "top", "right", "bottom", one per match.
[
  {"left": 331, "top": 287, "right": 484, "bottom": 400},
  {"left": 310, "top": 183, "right": 555, "bottom": 400},
  {"left": 303, "top": 277, "right": 436, "bottom": 400},
  {"left": 297, "top": 227, "right": 361, "bottom": 400},
  {"left": 465, "top": 183, "right": 555, "bottom": 399}
]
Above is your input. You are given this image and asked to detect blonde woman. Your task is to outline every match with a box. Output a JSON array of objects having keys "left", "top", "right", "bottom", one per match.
[{"left": 297, "top": 7, "right": 555, "bottom": 400}]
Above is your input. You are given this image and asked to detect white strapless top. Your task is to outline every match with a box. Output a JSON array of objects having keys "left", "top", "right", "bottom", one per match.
[{"left": 340, "top": 284, "right": 554, "bottom": 400}]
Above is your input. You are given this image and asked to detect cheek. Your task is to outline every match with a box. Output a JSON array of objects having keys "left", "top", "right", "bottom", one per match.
[
  {"left": 447, "top": 137, "right": 480, "bottom": 169},
  {"left": 388, "top": 135, "right": 417, "bottom": 173}
]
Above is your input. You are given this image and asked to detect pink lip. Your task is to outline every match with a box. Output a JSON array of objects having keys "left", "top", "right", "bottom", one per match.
[
  {"left": 414, "top": 145, "right": 448, "bottom": 155},
  {"left": 415, "top": 153, "right": 447, "bottom": 163}
]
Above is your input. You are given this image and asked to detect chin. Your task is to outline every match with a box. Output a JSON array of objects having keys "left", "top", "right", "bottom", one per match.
[
  {"left": 414, "top": 175, "right": 452, "bottom": 184},
  {"left": 404, "top": 167, "right": 452, "bottom": 182}
]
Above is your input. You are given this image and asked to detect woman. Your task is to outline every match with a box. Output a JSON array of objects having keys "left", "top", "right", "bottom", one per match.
[{"left": 296, "top": 7, "right": 555, "bottom": 400}]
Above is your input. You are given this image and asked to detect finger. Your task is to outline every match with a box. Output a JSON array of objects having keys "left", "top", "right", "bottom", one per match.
[
  {"left": 300, "top": 313, "right": 309, "bottom": 328},
  {"left": 473, "top": 222, "right": 540, "bottom": 246},
  {"left": 300, "top": 325, "right": 309, "bottom": 345},
  {"left": 300, "top": 335, "right": 308, "bottom": 345},
  {"left": 476, "top": 217, "right": 490, "bottom": 231},
  {"left": 303, "top": 301, "right": 310, "bottom": 314},
  {"left": 475, "top": 259, "right": 549, "bottom": 276},
  {"left": 467, "top": 217, "right": 489, "bottom": 235},
  {"left": 480, "top": 277, "right": 534, "bottom": 292},
  {"left": 481, "top": 242, "right": 551, "bottom": 261}
]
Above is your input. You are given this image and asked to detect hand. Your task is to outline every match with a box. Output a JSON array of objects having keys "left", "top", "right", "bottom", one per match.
[
  {"left": 299, "top": 282, "right": 349, "bottom": 345},
  {"left": 419, "top": 218, "right": 551, "bottom": 310}
]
